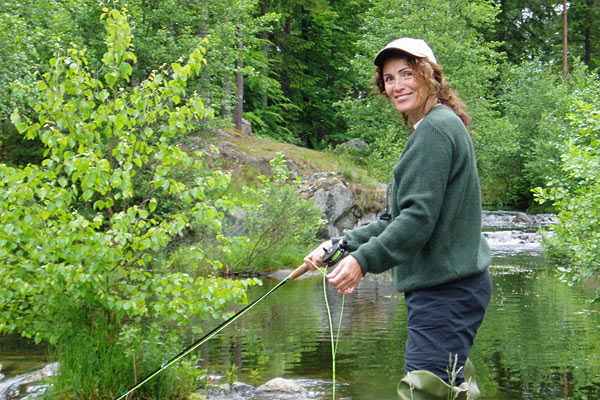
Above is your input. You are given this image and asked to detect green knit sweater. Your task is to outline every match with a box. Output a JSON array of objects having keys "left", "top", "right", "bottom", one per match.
[{"left": 346, "top": 105, "right": 491, "bottom": 292}]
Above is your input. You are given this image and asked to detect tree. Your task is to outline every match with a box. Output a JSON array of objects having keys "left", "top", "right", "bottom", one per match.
[
  {"left": 2, "top": 9, "right": 256, "bottom": 397},
  {"left": 0, "top": 0, "right": 82, "bottom": 164},
  {"left": 260, "top": 0, "right": 370, "bottom": 147}
]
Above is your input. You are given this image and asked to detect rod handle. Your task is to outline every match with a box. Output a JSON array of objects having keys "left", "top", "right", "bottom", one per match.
[{"left": 287, "top": 263, "right": 312, "bottom": 281}]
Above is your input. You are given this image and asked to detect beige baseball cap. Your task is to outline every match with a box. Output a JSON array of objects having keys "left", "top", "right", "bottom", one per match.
[{"left": 374, "top": 38, "right": 437, "bottom": 66}]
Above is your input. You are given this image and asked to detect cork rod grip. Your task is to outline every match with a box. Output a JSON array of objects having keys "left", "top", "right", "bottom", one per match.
[{"left": 287, "top": 263, "right": 311, "bottom": 281}]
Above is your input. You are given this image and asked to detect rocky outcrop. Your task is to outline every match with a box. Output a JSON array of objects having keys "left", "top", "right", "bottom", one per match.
[
  {"left": 210, "top": 140, "right": 300, "bottom": 180},
  {"left": 197, "top": 129, "right": 385, "bottom": 238},
  {"left": 297, "top": 172, "right": 382, "bottom": 238}
]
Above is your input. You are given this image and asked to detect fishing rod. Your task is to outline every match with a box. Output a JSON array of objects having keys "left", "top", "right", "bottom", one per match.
[{"left": 114, "top": 239, "right": 347, "bottom": 400}]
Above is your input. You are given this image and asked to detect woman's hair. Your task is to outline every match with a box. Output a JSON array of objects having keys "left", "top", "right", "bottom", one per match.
[{"left": 374, "top": 50, "right": 471, "bottom": 130}]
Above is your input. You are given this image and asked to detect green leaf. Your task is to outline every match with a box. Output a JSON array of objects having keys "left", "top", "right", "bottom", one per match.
[{"left": 149, "top": 198, "right": 157, "bottom": 212}]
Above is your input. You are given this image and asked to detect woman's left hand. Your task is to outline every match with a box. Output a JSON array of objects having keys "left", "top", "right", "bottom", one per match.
[{"left": 327, "top": 255, "right": 363, "bottom": 295}]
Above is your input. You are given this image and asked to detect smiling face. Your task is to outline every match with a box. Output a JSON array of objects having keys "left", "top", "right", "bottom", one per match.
[{"left": 382, "top": 57, "right": 430, "bottom": 123}]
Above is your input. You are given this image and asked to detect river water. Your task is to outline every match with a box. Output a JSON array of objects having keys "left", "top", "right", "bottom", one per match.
[{"left": 2, "top": 211, "right": 600, "bottom": 399}]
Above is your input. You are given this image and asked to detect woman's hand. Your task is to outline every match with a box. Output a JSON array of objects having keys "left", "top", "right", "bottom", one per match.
[
  {"left": 304, "top": 240, "right": 333, "bottom": 270},
  {"left": 327, "top": 255, "right": 363, "bottom": 295}
]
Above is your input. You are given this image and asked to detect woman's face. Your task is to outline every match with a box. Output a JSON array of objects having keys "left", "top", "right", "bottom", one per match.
[{"left": 382, "top": 57, "right": 429, "bottom": 123}]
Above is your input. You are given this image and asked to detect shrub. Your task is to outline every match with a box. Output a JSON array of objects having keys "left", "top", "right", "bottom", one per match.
[
  {"left": 222, "top": 153, "right": 326, "bottom": 274},
  {"left": 533, "top": 78, "right": 600, "bottom": 288}
]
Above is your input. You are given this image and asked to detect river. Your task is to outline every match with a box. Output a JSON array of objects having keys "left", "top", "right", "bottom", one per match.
[{"left": 2, "top": 211, "right": 600, "bottom": 399}]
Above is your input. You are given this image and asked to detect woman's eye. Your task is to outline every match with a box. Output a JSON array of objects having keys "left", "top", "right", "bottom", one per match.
[
  {"left": 385, "top": 76, "right": 394, "bottom": 83},
  {"left": 403, "top": 71, "right": 413, "bottom": 78}
]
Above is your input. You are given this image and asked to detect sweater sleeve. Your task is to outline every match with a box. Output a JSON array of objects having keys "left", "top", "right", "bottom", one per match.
[
  {"left": 343, "top": 219, "right": 390, "bottom": 251},
  {"left": 351, "top": 122, "right": 454, "bottom": 275}
]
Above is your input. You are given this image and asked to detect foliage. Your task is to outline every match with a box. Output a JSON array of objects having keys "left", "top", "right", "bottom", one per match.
[
  {"left": 0, "top": 0, "right": 80, "bottom": 164},
  {"left": 1, "top": 9, "right": 258, "bottom": 398},
  {"left": 222, "top": 153, "right": 326, "bottom": 274},
  {"left": 475, "top": 60, "right": 569, "bottom": 208},
  {"left": 533, "top": 78, "right": 600, "bottom": 287},
  {"left": 262, "top": 0, "right": 371, "bottom": 147}
]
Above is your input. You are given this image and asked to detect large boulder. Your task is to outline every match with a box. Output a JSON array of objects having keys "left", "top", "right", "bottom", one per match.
[{"left": 298, "top": 172, "right": 380, "bottom": 238}]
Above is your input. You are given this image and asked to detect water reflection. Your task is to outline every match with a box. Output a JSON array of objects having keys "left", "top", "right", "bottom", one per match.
[{"left": 197, "top": 250, "right": 600, "bottom": 400}]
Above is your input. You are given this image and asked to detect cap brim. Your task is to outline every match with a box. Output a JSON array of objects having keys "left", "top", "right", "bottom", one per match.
[{"left": 374, "top": 47, "right": 428, "bottom": 67}]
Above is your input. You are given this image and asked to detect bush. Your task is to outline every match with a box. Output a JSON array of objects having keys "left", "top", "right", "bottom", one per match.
[
  {"left": 222, "top": 153, "right": 326, "bottom": 274},
  {"left": 533, "top": 77, "right": 600, "bottom": 288}
]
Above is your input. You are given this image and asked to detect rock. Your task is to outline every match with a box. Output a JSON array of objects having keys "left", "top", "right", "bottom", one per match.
[
  {"left": 297, "top": 172, "right": 387, "bottom": 238},
  {"left": 298, "top": 173, "right": 358, "bottom": 238},
  {"left": 244, "top": 154, "right": 278, "bottom": 177},
  {"left": 334, "top": 138, "right": 368, "bottom": 154},
  {"left": 201, "top": 378, "right": 311, "bottom": 400},
  {"left": 0, "top": 362, "right": 58, "bottom": 399},
  {"left": 254, "top": 378, "right": 310, "bottom": 399},
  {"left": 241, "top": 118, "right": 253, "bottom": 136},
  {"left": 512, "top": 212, "right": 532, "bottom": 224},
  {"left": 216, "top": 141, "right": 248, "bottom": 165},
  {"left": 213, "top": 141, "right": 299, "bottom": 180}
]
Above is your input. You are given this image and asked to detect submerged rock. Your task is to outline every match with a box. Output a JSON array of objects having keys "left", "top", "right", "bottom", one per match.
[{"left": 201, "top": 377, "right": 312, "bottom": 400}]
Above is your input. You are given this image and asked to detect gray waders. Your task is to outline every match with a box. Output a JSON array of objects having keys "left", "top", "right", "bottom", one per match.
[{"left": 397, "top": 359, "right": 480, "bottom": 400}]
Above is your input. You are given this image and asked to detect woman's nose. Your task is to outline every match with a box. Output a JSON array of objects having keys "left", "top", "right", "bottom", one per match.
[{"left": 392, "top": 78, "right": 405, "bottom": 90}]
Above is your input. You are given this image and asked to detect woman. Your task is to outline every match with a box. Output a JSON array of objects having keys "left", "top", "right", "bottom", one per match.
[{"left": 304, "top": 38, "right": 492, "bottom": 399}]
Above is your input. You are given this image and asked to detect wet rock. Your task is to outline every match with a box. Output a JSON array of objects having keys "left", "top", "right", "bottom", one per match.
[
  {"left": 482, "top": 210, "right": 557, "bottom": 229},
  {"left": 0, "top": 362, "right": 58, "bottom": 399},
  {"left": 255, "top": 378, "right": 309, "bottom": 399},
  {"left": 512, "top": 212, "right": 532, "bottom": 224},
  {"left": 201, "top": 378, "right": 311, "bottom": 400}
]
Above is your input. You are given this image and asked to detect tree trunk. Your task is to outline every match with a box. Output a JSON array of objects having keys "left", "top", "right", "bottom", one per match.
[
  {"left": 234, "top": 21, "right": 244, "bottom": 131},
  {"left": 261, "top": 3, "right": 269, "bottom": 108},
  {"left": 562, "top": 0, "right": 568, "bottom": 82},
  {"left": 583, "top": 0, "right": 592, "bottom": 66}
]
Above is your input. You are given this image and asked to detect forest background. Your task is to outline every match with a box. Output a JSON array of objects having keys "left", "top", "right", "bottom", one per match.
[{"left": 1, "top": 0, "right": 600, "bottom": 398}]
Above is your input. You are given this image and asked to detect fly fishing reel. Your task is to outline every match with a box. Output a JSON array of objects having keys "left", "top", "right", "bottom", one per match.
[{"left": 321, "top": 238, "right": 348, "bottom": 267}]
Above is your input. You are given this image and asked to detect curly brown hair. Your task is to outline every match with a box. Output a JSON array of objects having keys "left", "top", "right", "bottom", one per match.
[{"left": 374, "top": 51, "right": 471, "bottom": 130}]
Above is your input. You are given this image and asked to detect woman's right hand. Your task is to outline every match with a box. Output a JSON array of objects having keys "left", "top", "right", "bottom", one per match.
[{"left": 304, "top": 240, "right": 333, "bottom": 270}]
